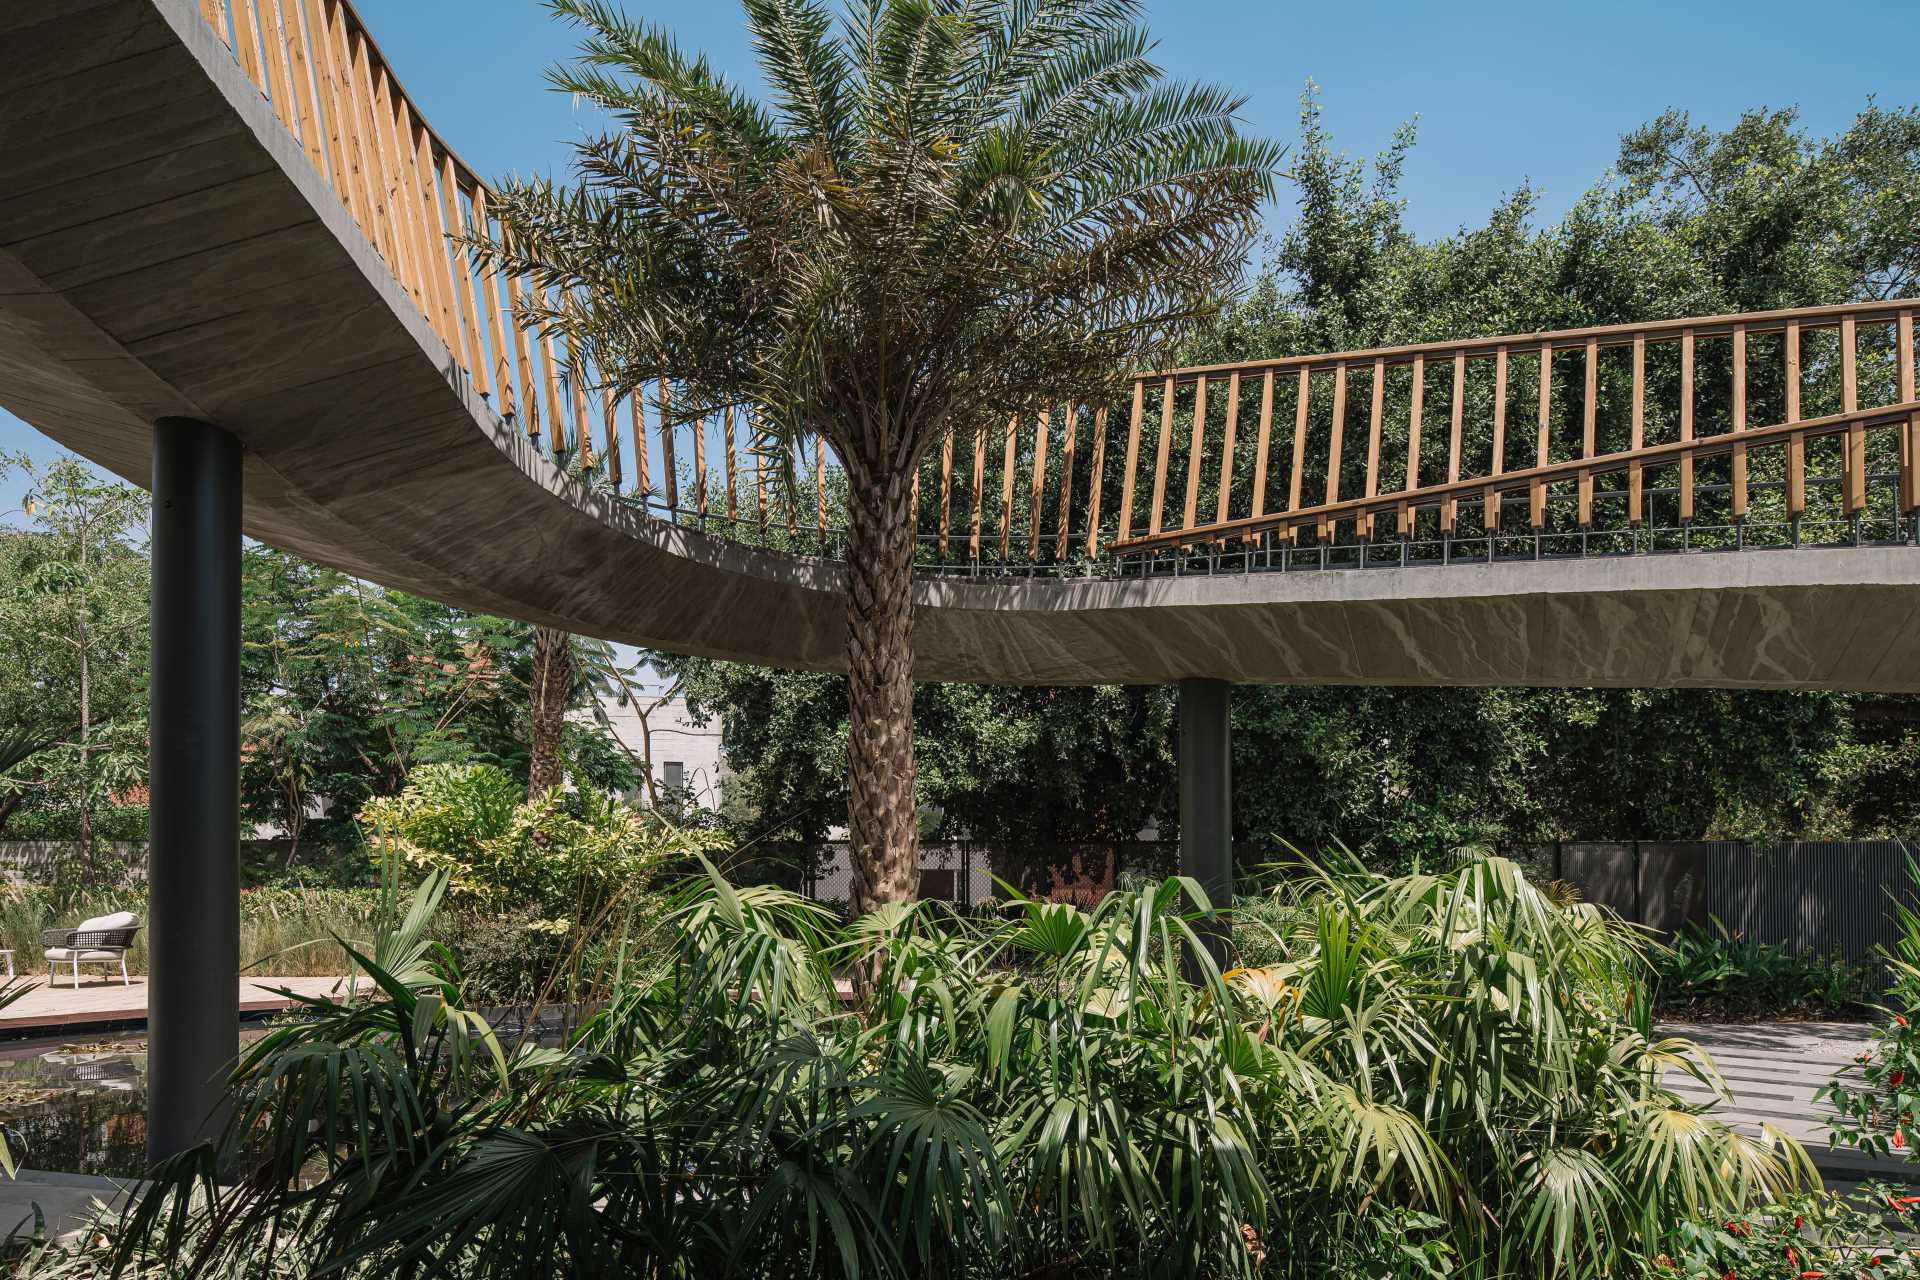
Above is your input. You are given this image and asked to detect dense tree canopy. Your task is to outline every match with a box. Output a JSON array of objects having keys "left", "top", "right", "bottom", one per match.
[{"left": 659, "top": 93, "right": 1920, "bottom": 869}]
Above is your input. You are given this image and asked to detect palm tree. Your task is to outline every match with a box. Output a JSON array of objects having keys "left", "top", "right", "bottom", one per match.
[{"left": 481, "top": 0, "right": 1279, "bottom": 918}]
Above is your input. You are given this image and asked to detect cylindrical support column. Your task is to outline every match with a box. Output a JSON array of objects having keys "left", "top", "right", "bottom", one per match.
[
  {"left": 147, "top": 417, "right": 241, "bottom": 1164},
  {"left": 1178, "top": 677, "right": 1233, "bottom": 972}
]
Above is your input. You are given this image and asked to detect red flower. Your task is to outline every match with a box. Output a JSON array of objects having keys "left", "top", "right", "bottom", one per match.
[
  {"left": 1894, "top": 1129, "right": 1906, "bottom": 1149},
  {"left": 1795, "top": 1214, "right": 1806, "bottom": 1228},
  {"left": 1897, "top": 1014, "right": 1909, "bottom": 1028},
  {"left": 1893, "top": 1070, "right": 1907, "bottom": 1087}
]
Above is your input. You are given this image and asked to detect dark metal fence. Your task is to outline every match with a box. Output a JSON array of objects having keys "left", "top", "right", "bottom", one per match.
[{"left": 1538, "top": 839, "right": 1920, "bottom": 961}]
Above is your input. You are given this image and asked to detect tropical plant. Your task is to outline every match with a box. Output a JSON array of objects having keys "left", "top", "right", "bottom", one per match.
[
  {"left": 479, "top": 0, "right": 1280, "bottom": 920},
  {"left": 1637, "top": 1182, "right": 1920, "bottom": 1278},
  {"left": 1821, "top": 857, "right": 1920, "bottom": 1162},
  {"left": 1651, "top": 921, "right": 1869, "bottom": 1022},
  {"left": 97, "top": 853, "right": 1806, "bottom": 1279},
  {"left": 358, "top": 763, "right": 710, "bottom": 919}
]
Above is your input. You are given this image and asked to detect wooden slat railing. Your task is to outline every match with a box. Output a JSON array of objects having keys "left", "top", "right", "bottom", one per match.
[
  {"left": 1108, "top": 300, "right": 1920, "bottom": 559},
  {"left": 197, "top": 2, "right": 1920, "bottom": 573}
]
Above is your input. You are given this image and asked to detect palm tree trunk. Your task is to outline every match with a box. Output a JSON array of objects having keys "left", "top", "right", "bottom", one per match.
[
  {"left": 843, "top": 455, "right": 920, "bottom": 920},
  {"left": 527, "top": 626, "right": 573, "bottom": 801}
]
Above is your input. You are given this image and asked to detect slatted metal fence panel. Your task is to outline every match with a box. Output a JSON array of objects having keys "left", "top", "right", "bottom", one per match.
[{"left": 1552, "top": 839, "right": 1920, "bottom": 961}]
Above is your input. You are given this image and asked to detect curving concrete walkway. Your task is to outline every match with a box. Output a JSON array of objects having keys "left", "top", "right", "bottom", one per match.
[{"left": 3, "top": 0, "right": 1919, "bottom": 688}]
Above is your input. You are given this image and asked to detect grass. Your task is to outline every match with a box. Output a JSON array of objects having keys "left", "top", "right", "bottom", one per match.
[{"left": 0, "top": 882, "right": 380, "bottom": 979}]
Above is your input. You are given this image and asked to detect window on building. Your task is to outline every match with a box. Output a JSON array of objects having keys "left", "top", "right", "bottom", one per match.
[{"left": 662, "top": 761, "right": 685, "bottom": 792}]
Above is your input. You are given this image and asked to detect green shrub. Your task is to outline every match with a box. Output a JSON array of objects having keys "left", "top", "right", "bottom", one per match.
[
  {"left": 1651, "top": 921, "right": 1870, "bottom": 1022},
  {"left": 1637, "top": 1183, "right": 1920, "bottom": 1278},
  {"left": 106, "top": 854, "right": 1811, "bottom": 1280},
  {"left": 360, "top": 763, "right": 712, "bottom": 918}
]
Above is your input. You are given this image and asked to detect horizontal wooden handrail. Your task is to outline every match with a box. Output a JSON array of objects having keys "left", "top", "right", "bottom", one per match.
[
  {"left": 1113, "top": 401, "right": 1920, "bottom": 554},
  {"left": 1147, "top": 298, "right": 1920, "bottom": 384}
]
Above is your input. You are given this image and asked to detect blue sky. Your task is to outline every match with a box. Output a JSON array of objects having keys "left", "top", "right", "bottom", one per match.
[{"left": 4, "top": 0, "right": 1912, "bottom": 487}]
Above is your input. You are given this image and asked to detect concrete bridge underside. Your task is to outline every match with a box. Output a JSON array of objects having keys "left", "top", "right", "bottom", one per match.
[{"left": 6, "top": 0, "right": 1920, "bottom": 691}]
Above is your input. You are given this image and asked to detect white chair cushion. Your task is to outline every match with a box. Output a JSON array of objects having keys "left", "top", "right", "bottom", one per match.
[
  {"left": 75, "top": 911, "right": 137, "bottom": 932},
  {"left": 45, "top": 949, "right": 124, "bottom": 963}
]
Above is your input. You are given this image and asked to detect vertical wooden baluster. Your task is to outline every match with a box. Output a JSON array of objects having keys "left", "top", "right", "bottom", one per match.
[
  {"left": 1486, "top": 345, "right": 1508, "bottom": 529},
  {"left": 637, "top": 393, "right": 660, "bottom": 498},
  {"left": 1361, "top": 358, "right": 1384, "bottom": 540},
  {"left": 339, "top": 23, "right": 389, "bottom": 258},
  {"left": 569, "top": 356, "right": 593, "bottom": 468},
  {"left": 378, "top": 84, "right": 433, "bottom": 323},
  {"left": 471, "top": 188, "right": 515, "bottom": 422},
  {"left": 601, "top": 389, "right": 622, "bottom": 489},
  {"left": 938, "top": 430, "right": 955, "bottom": 557},
  {"left": 1578, "top": 338, "right": 1596, "bottom": 527},
  {"left": 970, "top": 424, "right": 987, "bottom": 558},
  {"left": 263, "top": 7, "right": 302, "bottom": 136},
  {"left": 1117, "top": 382, "right": 1146, "bottom": 544},
  {"left": 998, "top": 415, "right": 1017, "bottom": 559},
  {"left": 1446, "top": 350, "right": 1466, "bottom": 533},
  {"left": 1628, "top": 333, "right": 1645, "bottom": 525},
  {"left": 1055, "top": 404, "right": 1078, "bottom": 560},
  {"left": 303, "top": 0, "right": 352, "bottom": 206},
  {"left": 200, "top": 0, "right": 231, "bottom": 44},
  {"left": 1215, "top": 373, "right": 1240, "bottom": 532},
  {"left": 1287, "top": 369, "right": 1310, "bottom": 543},
  {"left": 319, "top": 1, "right": 369, "bottom": 221},
  {"left": 785, "top": 426, "right": 800, "bottom": 537},
  {"left": 1842, "top": 313, "right": 1863, "bottom": 513},
  {"left": 1085, "top": 407, "right": 1110, "bottom": 558},
  {"left": 693, "top": 408, "right": 708, "bottom": 517},
  {"left": 258, "top": 2, "right": 299, "bottom": 137},
  {"left": 1531, "top": 341, "right": 1551, "bottom": 528},
  {"left": 659, "top": 381, "right": 679, "bottom": 512},
  {"left": 1182, "top": 376, "right": 1208, "bottom": 535},
  {"left": 1679, "top": 328, "right": 1695, "bottom": 523},
  {"left": 1248, "top": 370, "right": 1275, "bottom": 542},
  {"left": 404, "top": 112, "right": 455, "bottom": 357},
  {"left": 816, "top": 436, "right": 829, "bottom": 541},
  {"left": 330, "top": 13, "right": 382, "bottom": 249},
  {"left": 724, "top": 406, "right": 738, "bottom": 523},
  {"left": 503, "top": 272, "right": 536, "bottom": 440},
  {"left": 1148, "top": 377, "right": 1175, "bottom": 537},
  {"left": 234, "top": 0, "right": 266, "bottom": 90},
  {"left": 1322, "top": 363, "right": 1346, "bottom": 542},
  {"left": 753, "top": 413, "right": 768, "bottom": 532},
  {"left": 279, "top": 0, "right": 328, "bottom": 174},
  {"left": 408, "top": 116, "right": 456, "bottom": 353},
  {"left": 1028, "top": 408, "right": 1050, "bottom": 559},
  {"left": 446, "top": 174, "right": 493, "bottom": 401},
  {"left": 1786, "top": 320, "right": 1805, "bottom": 518},
  {"left": 430, "top": 152, "right": 479, "bottom": 377},
  {"left": 537, "top": 328, "right": 564, "bottom": 460},
  {"left": 351, "top": 45, "right": 402, "bottom": 273},
  {"left": 1401, "top": 355, "right": 1423, "bottom": 536},
  {"left": 1730, "top": 323, "right": 1747, "bottom": 521},
  {"left": 1900, "top": 310, "right": 1917, "bottom": 515}
]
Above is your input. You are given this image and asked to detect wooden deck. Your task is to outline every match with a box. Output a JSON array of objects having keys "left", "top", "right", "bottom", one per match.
[
  {"left": 1663, "top": 1021, "right": 1916, "bottom": 1186},
  {"left": 0, "top": 975, "right": 348, "bottom": 1036}
]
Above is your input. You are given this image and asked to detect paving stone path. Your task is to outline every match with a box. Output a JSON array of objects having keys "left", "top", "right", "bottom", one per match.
[{"left": 1661, "top": 1021, "right": 1916, "bottom": 1187}]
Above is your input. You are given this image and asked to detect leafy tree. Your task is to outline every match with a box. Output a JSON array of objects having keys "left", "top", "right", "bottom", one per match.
[
  {"left": 0, "top": 456, "right": 150, "bottom": 878},
  {"left": 662, "top": 94, "right": 1920, "bottom": 869},
  {"left": 481, "top": 0, "right": 1279, "bottom": 920}
]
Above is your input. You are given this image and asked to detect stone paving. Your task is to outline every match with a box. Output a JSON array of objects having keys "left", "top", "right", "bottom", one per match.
[{"left": 1661, "top": 1021, "right": 1916, "bottom": 1185}]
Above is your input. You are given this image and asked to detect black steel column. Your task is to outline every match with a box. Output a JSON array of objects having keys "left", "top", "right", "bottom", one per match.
[
  {"left": 1178, "top": 677, "right": 1233, "bottom": 972},
  {"left": 148, "top": 417, "right": 241, "bottom": 1163}
]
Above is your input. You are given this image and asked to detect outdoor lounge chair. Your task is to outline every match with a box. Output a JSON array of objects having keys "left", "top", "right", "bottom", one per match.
[{"left": 41, "top": 912, "right": 140, "bottom": 988}]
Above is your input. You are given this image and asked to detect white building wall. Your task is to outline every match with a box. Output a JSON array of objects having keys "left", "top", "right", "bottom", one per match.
[{"left": 577, "top": 693, "right": 725, "bottom": 809}]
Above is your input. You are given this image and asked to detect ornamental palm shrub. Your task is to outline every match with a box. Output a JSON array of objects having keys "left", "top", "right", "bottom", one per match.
[
  {"left": 479, "top": 0, "right": 1280, "bottom": 924},
  {"left": 105, "top": 855, "right": 1808, "bottom": 1279}
]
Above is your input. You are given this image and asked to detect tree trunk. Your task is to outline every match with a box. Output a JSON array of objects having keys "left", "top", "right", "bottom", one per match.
[
  {"left": 527, "top": 626, "right": 573, "bottom": 801},
  {"left": 843, "top": 453, "right": 920, "bottom": 922}
]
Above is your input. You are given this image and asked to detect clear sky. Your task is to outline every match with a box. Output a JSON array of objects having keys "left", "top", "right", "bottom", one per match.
[{"left": 4, "top": 0, "right": 1912, "bottom": 484}]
